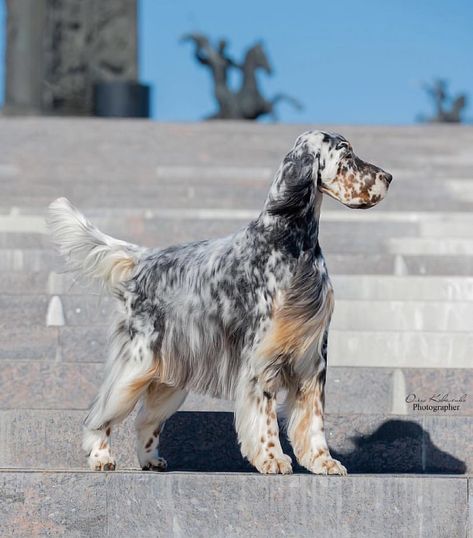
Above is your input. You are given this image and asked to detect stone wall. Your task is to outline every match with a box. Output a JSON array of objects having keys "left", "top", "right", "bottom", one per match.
[{"left": 4, "top": 0, "right": 137, "bottom": 115}]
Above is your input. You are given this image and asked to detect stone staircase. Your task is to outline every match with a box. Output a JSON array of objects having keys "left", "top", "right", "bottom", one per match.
[{"left": 0, "top": 119, "right": 472, "bottom": 536}]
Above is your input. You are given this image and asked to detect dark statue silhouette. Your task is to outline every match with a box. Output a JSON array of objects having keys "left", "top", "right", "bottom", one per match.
[
  {"left": 421, "top": 79, "right": 467, "bottom": 123},
  {"left": 181, "top": 33, "right": 303, "bottom": 120}
]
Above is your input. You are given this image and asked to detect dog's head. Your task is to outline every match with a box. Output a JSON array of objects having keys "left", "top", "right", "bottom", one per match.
[{"left": 294, "top": 131, "right": 392, "bottom": 209}]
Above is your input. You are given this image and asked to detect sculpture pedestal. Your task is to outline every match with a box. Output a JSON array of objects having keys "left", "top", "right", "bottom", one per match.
[
  {"left": 93, "top": 82, "right": 150, "bottom": 118},
  {"left": 4, "top": 0, "right": 138, "bottom": 116}
]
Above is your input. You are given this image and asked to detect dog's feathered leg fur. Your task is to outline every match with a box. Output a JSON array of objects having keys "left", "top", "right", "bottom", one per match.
[
  {"left": 283, "top": 330, "right": 346, "bottom": 475},
  {"left": 235, "top": 372, "right": 292, "bottom": 474},
  {"left": 135, "top": 382, "right": 188, "bottom": 471}
]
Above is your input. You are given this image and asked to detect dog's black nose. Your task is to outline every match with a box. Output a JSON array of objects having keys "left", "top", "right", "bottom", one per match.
[{"left": 385, "top": 173, "right": 393, "bottom": 184}]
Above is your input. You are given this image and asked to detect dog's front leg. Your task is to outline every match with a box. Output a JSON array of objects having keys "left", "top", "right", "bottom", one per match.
[
  {"left": 235, "top": 376, "right": 292, "bottom": 474},
  {"left": 285, "top": 369, "right": 347, "bottom": 475}
]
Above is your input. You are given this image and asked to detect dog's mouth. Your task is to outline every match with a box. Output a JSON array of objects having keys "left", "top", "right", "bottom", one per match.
[
  {"left": 345, "top": 202, "right": 373, "bottom": 209},
  {"left": 318, "top": 185, "right": 339, "bottom": 202},
  {"left": 318, "top": 185, "right": 380, "bottom": 210}
]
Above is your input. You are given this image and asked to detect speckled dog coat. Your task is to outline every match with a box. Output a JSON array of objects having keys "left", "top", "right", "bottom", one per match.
[{"left": 47, "top": 130, "right": 392, "bottom": 474}]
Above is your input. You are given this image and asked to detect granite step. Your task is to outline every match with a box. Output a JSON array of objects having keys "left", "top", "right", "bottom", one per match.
[
  {"left": 3, "top": 248, "right": 473, "bottom": 275},
  {"left": 332, "top": 300, "right": 473, "bottom": 332},
  {"left": 1, "top": 121, "right": 473, "bottom": 213},
  {"left": 2, "top": 272, "right": 473, "bottom": 302},
  {"left": 0, "top": 119, "right": 472, "bottom": 170},
  {"left": 3, "top": 323, "right": 473, "bottom": 370},
  {"left": 328, "top": 329, "right": 473, "bottom": 368},
  {"left": 389, "top": 237, "right": 473, "bottom": 256},
  {"left": 0, "top": 269, "right": 471, "bottom": 302},
  {"left": 17, "top": 177, "right": 468, "bottom": 212},
  {"left": 4, "top": 207, "right": 473, "bottom": 238},
  {"left": 0, "top": 211, "right": 471, "bottom": 244},
  {"left": 0, "top": 471, "right": 469, "bottom": 538},
  {"left": 332, "top": 275, "right": 473, "bottom": 301},
  {"left": 0, "top": 225, "right": 421, "bottom": 256},
  {"left": 0, "top": 213, "right": 462, "bottom": 246},
  {"left": 2, "top": 293, "right": 473, "bottom": 332},
  {"left": 0, "top": 410, "right": 470, "bottom": 475},
  {"left": 0, "top": 358, "right": 471, "bottom": 415}
]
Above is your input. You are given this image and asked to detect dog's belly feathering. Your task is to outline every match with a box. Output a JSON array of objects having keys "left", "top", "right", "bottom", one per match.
[
  {"left": 123, "top": 232, "right": 279, "bottom": 399},
  {"left": 123, "top": 234, "right": 332, "bottom": 400}
]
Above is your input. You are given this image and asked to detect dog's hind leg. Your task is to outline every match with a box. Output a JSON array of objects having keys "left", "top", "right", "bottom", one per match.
[
  {"left": 135, "top": 382, "right": 187, "bottom": 471},
  {"left": 82, "top": 325, "right": 158, "bottom": 471}
]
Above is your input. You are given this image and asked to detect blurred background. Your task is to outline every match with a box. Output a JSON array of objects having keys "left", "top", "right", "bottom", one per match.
[{"left": 0, "top": 0, "right": 471, "bottom": 123}]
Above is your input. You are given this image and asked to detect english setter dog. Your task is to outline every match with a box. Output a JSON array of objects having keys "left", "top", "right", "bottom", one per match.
[{"left": 47, "top": 130, "right": 392, "bottom": 475}]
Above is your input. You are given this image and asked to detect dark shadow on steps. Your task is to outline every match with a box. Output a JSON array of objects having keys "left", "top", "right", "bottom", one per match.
[
  {"left": 330, "top": 419, "right": 466, "bottom": 474},
  {"left": 159, "top": 412, "right": 467, "bottom": 474}
]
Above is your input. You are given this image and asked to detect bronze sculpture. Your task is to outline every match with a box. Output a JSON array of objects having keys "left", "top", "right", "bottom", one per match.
[
  {"left": 422, "top": 79, "right": 467, "bottom": 123},
  {"left": 182, "top": 34, "right": 302, "bottom": 120}
]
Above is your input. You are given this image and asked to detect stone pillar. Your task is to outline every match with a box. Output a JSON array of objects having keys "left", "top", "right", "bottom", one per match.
[
  {"left": 4, "top": 0, "right": 47, "bottom": 115},
  {"left": 4, "top": 0, "right": 138, "bottom": 116}
]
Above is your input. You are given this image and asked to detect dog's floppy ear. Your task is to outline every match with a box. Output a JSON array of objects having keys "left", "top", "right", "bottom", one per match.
[{"left": 282, "top": 152, "right": 316, "bottom": 185}]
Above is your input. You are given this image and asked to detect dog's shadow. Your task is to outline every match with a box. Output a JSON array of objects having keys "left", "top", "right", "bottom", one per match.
[{"left": 160, "top": 412, "right": 466, "bottom": 474}]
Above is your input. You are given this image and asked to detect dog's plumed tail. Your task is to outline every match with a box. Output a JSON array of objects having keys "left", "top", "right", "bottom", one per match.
[{"left": 47, "top": 197, "right": 140, "bottom": 290}]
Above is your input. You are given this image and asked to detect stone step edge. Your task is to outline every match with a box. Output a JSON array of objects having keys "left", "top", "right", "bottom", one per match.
[
  {"left": 3, "top": 410, "right": 471, "bottom": 417},
  {"left": 0, "top": 468, "right": 470, "bottom": 478}
]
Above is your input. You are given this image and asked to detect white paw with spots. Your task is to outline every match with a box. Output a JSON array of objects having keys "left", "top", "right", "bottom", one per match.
[
  {"left": 88, "top": 448, "right": 116, "bottom": 471},
  {"left": 308, "top": 455, "right": 347, "bottom": 475},
  {"left": 255, "top": 453, "right": 293, "bottom": 475}
]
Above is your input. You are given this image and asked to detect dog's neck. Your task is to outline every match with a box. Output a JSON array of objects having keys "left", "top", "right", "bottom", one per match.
[{"left": 258, "top": 153, "right": 322, "bottom": 258}]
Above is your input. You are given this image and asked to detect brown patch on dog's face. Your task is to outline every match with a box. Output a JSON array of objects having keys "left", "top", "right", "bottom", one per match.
[{"left": 318, "top": 137, "right": 392, "bottom": 209}]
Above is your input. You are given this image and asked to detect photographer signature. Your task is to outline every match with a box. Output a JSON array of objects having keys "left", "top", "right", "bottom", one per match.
[{"left": 405, "top": 393, "right": 467, "bottom": 404}]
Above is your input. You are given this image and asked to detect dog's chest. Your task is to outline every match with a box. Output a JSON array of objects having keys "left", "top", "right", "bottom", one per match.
[{"left": 258, "top": 267, "right": 334, "bottom": 361}]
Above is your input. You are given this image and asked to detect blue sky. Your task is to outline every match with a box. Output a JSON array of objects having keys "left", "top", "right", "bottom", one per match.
[{"left": 1, "top": 1, "right": 472, "bottom": 123}]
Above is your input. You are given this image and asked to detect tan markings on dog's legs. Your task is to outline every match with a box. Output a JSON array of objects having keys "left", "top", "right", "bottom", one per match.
[
  {"left": 235, "top": 378, "right": 292, "bottom": 475},
  {"left": 135, "top": 381, "right": 188, "bottom": 471},
  {"left": 285, "top": 373, "right": 347, "bottom": 475}
]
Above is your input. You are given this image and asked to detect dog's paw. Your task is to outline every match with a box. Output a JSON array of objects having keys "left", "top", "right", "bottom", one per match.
[
  {"left": 255, "top": 453, "right": 293, "bottom": 475},
  {"left": 88, "top": 450, "right": 116, "bottom": 472},
  {"left": 308, "top": 455, "right": 347, "bottom": 476},
  {"left": 141, "top": 456, "right": 167, "bottom": 472}
]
